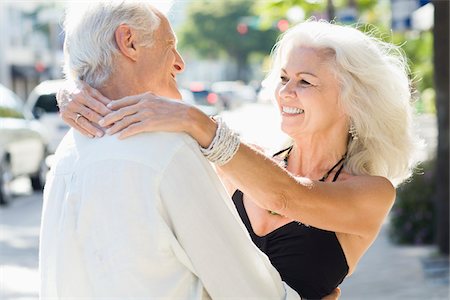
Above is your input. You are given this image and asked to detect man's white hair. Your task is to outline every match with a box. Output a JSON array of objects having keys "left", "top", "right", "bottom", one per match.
[
  {"left": 263, "top": 19, "right": 423, "bottom": 187},
  {"left": 63, "top": 1, "right": 161, "bottom": 88}
]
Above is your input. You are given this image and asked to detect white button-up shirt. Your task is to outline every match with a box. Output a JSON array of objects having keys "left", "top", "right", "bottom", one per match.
[{"left": 40, "top": 130, "right": 299, "bottom": 300}]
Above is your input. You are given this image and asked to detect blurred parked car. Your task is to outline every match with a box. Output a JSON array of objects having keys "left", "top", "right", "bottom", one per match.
[
  {"left": 180, "top": 88, "right": 219, "bottom": 116},
  {"left": 0, "top": 84, "right": 49, "bottom": 204},
  {"left": 25, "top": 79, "right": 70, "bottom": 154},
  {"left": 187, "top": 82, "right": 224, "bottom": 114},
  {"left": 211, "top": 81, "right": 257, "bottom": 109}
]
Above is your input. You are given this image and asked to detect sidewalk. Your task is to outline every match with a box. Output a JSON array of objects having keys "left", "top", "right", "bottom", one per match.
[
  {"left": 0, "top": 191, "right": 41, "bottom": 300},
  {"left": 340, "top": 218, "right": 449, "bottom": 299}
]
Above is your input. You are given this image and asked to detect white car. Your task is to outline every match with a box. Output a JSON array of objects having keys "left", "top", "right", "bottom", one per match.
[
  {"left": 0, "top": 84, "right": 49, "bottom": 204},
  {"left": 26, "top": 80, "right": 71, "bottom": 154}
]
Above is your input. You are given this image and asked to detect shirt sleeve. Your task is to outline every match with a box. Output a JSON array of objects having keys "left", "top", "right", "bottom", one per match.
[{"left": 158, "top": 137, "right": 300, "bottom": 300}]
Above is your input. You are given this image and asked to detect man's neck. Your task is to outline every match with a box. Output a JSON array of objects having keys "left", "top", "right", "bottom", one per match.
[{"left": 99, "top": 73, "right": 146, "bottom": 100}]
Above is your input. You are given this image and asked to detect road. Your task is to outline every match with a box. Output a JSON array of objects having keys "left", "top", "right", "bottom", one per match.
[
  {"left": 0, "top": 180, "right": 41, "bottom": 299},
  {"left": 0, "top": 103, "right": 446, "bottom": 299}
]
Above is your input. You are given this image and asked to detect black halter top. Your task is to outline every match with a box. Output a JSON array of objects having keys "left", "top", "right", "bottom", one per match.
[{"left": 232, "top": 147, "right": 349, "bottom": 299}]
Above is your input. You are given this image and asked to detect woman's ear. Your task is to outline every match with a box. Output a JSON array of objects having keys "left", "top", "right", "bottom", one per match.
[{"left": 115, "top": 24, "right": 138, "bottom": 61}]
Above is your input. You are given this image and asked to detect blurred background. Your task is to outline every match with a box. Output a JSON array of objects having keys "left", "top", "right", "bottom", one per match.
[{"left": 0, "top": 0, "right": 448, "bottom": 299}]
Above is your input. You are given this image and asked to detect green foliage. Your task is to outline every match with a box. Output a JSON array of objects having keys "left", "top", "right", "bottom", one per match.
[
  {"left": 417, "top": 88, "right": 436, "bottom": 114},
  {"left": 255, "top": 0, "right": 379, "bottom": 23},
  {"left": 391, "top": 31, "right": 434, "bottom": 114},
  {"left": 389, "top": 161, "right": 436, "bottom": 245},
  {"left": 401, "top": 32, "right": 434, "bottom": 110},
  {"left": 178, "top": 0, "right": 280, "bottom": 79},
  {"left": 254, "top": 0, "right": 323, "bottom": 27},
  {"left": 0, "top": 107, "right": 23, "bottom": 119}
]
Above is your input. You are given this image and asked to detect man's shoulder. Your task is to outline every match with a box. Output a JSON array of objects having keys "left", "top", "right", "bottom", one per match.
[
  {"left": 112, "top": 131, "right": 198, "bottom": 159},
  {"left": 82, "top": 131, "right": 200, "bottom": 169},
  {"left": 51, "top": 130, "right": 202, "bottom": 174}
]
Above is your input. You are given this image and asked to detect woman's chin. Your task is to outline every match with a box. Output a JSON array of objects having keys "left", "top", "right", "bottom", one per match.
[
  {"left": 281, "top": 120, "right": 305, "bottom": 135},
  {"left": 281, "top": 127, "right": 302, "bottom": 139}
]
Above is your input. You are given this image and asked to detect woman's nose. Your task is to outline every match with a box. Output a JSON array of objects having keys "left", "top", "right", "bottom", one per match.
[{"left": 278, "top": 82, "right": 296, "bottom": 99}]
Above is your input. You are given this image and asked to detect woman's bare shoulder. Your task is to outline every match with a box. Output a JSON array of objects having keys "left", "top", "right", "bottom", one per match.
[{"left": 339, "top": 173, "right": 396, "bottom": 204}]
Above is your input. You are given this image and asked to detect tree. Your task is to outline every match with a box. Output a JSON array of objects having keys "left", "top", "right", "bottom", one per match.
[
  {"left": 255, "top": 0, "right": 379, "bottom": 24},
  {"left": 178, "top": 0, "right": 279, "bottom": 81},
  {"left": 432, "top": 0, "right": 449, "bottom": 255}
]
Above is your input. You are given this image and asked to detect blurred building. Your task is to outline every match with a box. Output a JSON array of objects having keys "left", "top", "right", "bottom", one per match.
[{"left": 0, "top": 1, "right": 65, "bottom": 100}]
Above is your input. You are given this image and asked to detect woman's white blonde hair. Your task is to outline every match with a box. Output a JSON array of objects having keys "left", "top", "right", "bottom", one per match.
[
  {"left": 63, "top": 0, "right": 161, "bottom": 88},
  {"left": 263, "top": 19, "right": 423, "bottom": 187}
]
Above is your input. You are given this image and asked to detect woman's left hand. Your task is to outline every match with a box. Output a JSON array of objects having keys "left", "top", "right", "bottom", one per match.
[{"left": 99, "top": 92, "right": 194, "bottom": 139}]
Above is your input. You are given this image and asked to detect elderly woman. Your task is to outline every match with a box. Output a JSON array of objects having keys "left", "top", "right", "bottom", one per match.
[{"left": 59, "top": 20, "right": 421, "bottom": 299}]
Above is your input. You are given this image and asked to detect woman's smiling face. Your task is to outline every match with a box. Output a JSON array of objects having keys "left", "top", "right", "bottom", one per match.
[{"left": 275, "top": 44, "right": 346, "bottom": 140}]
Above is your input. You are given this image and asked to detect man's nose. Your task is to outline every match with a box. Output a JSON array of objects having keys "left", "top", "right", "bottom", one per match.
[{"left": 174, "top": 51, "right": 185, "bottom": 73}]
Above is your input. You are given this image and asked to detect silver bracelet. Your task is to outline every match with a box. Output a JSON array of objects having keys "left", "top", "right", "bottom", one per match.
[{"left": 200, "top": 117, "right": 240, "bottom": 166}]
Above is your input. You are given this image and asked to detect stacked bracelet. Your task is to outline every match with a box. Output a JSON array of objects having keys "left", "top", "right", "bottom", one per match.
[{"left": 200, "top": 116, "right": 240, "bottom": 166}]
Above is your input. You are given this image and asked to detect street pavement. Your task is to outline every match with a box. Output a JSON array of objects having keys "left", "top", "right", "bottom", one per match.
[
  {"left": 340, "top": 219, "right": 449, "bottom": 299},
  {"left": 0, "top": 181, "right": 40, "bottom": 300},
  {"left": 0, "top": 103, "right": 448, "bottom": 299}
]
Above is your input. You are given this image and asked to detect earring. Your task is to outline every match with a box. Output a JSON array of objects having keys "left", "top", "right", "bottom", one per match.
[{"left": 349, "top": 123, "right": 359, "bottom": 140}]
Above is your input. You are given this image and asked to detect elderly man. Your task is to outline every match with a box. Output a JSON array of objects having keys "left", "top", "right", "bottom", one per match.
[{"left": 39, "top": 1, "right": 300, "bottom": 299}]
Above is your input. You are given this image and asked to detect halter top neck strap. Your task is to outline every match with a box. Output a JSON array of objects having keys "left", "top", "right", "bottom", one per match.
[{"left": 273, "top": 145, "right": 346, "bottom": 182}]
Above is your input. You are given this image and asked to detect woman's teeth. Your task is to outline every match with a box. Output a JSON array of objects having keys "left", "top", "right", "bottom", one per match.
[{"left": 282, "top": 106, "right": 304, "bottom": 114}]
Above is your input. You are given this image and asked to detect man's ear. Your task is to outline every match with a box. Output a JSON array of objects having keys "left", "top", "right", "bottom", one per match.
[{"left": 115, "top": 24, "right": 138, "bottom": 61}]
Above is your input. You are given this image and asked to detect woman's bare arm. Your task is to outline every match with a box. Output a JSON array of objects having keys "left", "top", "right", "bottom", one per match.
[
  {"left": 186, "top": 108, "right": 396, "bottom": 238},
  {"left": 99, "top": 91, "right": 396, "bottom": 238}
]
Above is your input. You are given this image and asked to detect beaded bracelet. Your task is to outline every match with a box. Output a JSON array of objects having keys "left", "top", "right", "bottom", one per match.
[{"left": 200, "top": 116, "right": 240, "bottom": 166}]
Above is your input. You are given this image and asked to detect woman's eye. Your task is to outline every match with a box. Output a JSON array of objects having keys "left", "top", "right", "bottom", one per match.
[
  {"left": 300, "top": 79, "right": 312, "bottom": 86},
  {"left": 280, "top": 77, "right": 313, "bottom": 87}
]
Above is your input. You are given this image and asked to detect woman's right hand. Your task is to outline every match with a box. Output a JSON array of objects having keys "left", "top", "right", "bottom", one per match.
[{"left": 57, "top": 81, "right": 112, "bottom": 138}]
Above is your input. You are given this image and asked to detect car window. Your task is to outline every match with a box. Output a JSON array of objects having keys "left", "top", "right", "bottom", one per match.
[
  {"left": 192, "top": 91, "right": 209, "bottom": 105},
  {"left": 35, "top": 94, "right": 58, "bottom": 113}
]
